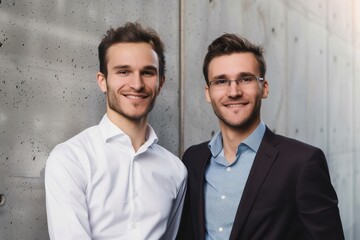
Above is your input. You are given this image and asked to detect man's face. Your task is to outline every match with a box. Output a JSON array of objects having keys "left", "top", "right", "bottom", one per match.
[
  {"left": 97, "top": 42, "right": 164, "bottom": 122},
  {"left": 205, "top": 52, "right": 268, "bottom": 131}
]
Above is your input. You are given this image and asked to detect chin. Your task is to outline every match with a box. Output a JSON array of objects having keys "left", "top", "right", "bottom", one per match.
[{"left": 124, "top": 111, "right": 149, "bottom": 121}]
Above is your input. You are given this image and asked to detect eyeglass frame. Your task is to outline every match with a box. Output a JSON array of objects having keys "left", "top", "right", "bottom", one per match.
[{"left": 208, "top": 75, "right": 264, "bottom": 88}]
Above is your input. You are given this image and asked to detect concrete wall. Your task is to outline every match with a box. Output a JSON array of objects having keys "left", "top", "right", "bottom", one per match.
[{"left": 0, "top": 0, "right": 359, "bottom": 239}]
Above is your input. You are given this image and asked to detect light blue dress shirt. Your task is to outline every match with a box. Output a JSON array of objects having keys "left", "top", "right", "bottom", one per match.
[{"left": 204, "top": 122, "right": 266, "bottom": 240}]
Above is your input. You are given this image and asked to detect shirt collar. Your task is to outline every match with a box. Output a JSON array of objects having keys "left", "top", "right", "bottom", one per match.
[
  {"left": 208, "top": 122, "right": 266, "bottom": 157},
  {"left": 99, "top": 114, "right": 159, "bottom": 147}
]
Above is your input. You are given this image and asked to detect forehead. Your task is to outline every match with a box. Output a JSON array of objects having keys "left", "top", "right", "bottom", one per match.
[
  {"left": 106, "top": 42, "right": 159, "bottom": 68},
  {"left": 208, "top": 52, "right": 260, "bottom": 78}
]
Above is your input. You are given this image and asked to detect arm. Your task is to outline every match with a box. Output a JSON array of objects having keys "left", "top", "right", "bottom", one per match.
[
  {"left": 296, "top": 148, "right": 345, "bottom": 240},
  {"left": 45, "top": 145, "right": 91, "bottom": 240},
  {"left": 162, "top": 169, "right": 188, "bottom": 240}
]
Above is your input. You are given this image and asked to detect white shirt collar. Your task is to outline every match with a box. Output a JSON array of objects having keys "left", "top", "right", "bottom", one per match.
[{"left": 99, "top": 114, "right": 158, "bottom": 148}]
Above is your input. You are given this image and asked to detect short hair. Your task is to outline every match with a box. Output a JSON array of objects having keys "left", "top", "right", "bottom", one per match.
[
  {"left": 203, "top": 33, "right": 266, "bottom": 84},
  {"left": 98, "top": 22, "right": 166, "bottom": 78}
]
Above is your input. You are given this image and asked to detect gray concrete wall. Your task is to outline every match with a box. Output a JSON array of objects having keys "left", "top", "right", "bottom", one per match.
[{"left": 0, "top": 0, "right": 359, "bottom": 239}]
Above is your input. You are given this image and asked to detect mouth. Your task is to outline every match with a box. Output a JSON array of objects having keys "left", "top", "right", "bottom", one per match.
[
  {"left": 123, "top": 93, "right": 148, "bottom": 99},
  {"left": 224, "top": 102, "right": 248, "bottom": 108}
]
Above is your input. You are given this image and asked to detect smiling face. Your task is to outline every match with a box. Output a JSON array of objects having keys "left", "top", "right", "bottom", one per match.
[
  {"left": 205, "top": 52, "right": 268, "bottom": 133},
  {"left": 97, "top": 42, "right": 164, "bottom": 124}
]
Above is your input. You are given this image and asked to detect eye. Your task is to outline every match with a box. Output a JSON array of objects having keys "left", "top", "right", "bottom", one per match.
[
  {"left": 142, "top": 70, "right": 156, "bottom": 77},
  {"left": 213, "top": 79, "right": 229, "bottom": 85},
  {"left": 240, "top": 76, "right": 255, "bottom": 83},
  {"left": 117, "top": 70, "right": 130, "bottom": 76}
]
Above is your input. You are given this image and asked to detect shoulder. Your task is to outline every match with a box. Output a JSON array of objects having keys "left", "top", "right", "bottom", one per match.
[
  {"left": 55, "top": 125, "right": 100, "bottom": 150},
  {"left": 46, "top": 125, "right": 100, "bottom": 169},
  {"left": 274, "top": 133, "right": 322, "bottom": 155},
  {"left": 264, "top": 129, "right": 327, "bottom": 169},
  {"left": 263, "top": 127, "right": 321, "bottom": 153},
  {"left": 182, "top": 141, "right": 210, "bottom": 167},
  {"left": 184, "top": 141, "right": 210, "bottom": 155},
  {"left": 45, "top": 125, "right": 100, "bottom": 188}
]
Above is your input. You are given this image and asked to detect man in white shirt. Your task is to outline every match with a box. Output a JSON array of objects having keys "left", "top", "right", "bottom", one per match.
[{"left": 45, "top": 22, "right": 187, "bottom": 240}]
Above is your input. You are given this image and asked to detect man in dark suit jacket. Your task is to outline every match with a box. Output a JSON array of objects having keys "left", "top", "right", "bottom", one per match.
[{"left": 176, "top": 33, "right": 344, "bottom": 240}]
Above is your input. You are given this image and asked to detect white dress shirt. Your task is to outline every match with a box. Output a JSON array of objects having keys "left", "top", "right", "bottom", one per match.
[{"left": 45, "top": 114, "right": 187, "bottom": 240}]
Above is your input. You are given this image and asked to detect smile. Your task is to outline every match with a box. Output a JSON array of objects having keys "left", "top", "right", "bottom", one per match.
[
  {"left": 123, "top": 93, "right": 147, "bottom": 99},
  {"left": 224, "top": 102, "right": 247, "bottom": 107}
]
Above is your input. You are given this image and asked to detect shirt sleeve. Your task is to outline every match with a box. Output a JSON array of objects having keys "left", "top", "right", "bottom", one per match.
[
  {"left": 45, "top": 144, "right": 92, "bottom": 240},
  {"left": 296, "top": 148, "right": 345, "bottom": 240},
  {"left": 161, "top": 168, "right": 188, "bottom": 240}
]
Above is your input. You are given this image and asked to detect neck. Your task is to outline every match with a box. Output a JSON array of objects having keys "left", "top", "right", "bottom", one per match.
[
  {"left": 107, "top": 111, "right": 148, "bottom": 152},
  {"left": 219, "top": 120, "right": 260, "bottom": 163},
  {"left": 220, "top": 129, "right": 244, "bottom": 164}
]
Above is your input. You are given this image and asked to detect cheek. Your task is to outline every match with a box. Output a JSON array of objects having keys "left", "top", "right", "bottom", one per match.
[
  {"left": 250, "top": 87, "right": 263, "bottom": 98},
  {"left": 107, "top": 78, "right": 125, "bottom": 90},
  {"left": 146, "top": 84, "right": 159, "bottom": 97},
  {"left": 208, "top": 90, "right": 226, "bottom": 104}
]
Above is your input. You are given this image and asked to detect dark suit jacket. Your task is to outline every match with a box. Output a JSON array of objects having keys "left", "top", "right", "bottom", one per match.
[{"left": 176, "top": 127, "right": 344, "bottom": 240}]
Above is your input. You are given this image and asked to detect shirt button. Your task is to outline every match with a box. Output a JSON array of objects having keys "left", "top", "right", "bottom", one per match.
[
  {"left": 218, "top": 227, "right": 224, "bottom": 232},
  {"left": 131, "top": 223, "right": 136, "bottom": 230},
  {"left": 221, "top": 195, "right": 226, "bottom": 200},
  {"left": 227, "top": 167, "right": 231, "bottom": 172}
]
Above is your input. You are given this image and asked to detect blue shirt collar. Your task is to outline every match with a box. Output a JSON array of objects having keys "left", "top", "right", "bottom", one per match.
[{"left": 208, "top": 122, "right": 266, "bottom": 157}]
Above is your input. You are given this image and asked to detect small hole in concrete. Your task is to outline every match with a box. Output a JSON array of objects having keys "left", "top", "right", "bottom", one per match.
[{"left": 0, "top": 194, "right": 5, "bottom": 206}]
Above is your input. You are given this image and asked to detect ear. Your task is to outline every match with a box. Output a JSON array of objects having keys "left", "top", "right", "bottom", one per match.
[
  {"left": 157, "top": 76, "right": 165, "bottom": 95},
  {"left": 262, "top": 80, "right": 269, "bottom": 99},
  {"left": 205, "top": 85, "right": 211, "bottom": 103},
  {"left": 97, "top": 72, "right": 107, "bottom": 93}
]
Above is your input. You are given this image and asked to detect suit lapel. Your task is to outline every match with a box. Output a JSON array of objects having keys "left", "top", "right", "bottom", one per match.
[{"left": 229, "top": 128, "right": 279, "bottom": 240}]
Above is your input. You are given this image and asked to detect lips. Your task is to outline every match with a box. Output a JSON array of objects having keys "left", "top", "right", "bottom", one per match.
[
  {"left": 224, "top": 102, "right": 248, "bottom": 107},
  {"left": 123, "top": 93, "right": 148, "bottom": 99}
]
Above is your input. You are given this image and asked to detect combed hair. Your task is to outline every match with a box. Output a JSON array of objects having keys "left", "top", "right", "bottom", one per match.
[
  {"left": 203, "top": 33, "right": 266, "bottom": 84},
  {"left": 98, "top": 22, "right": 166, "bottom": 77}
]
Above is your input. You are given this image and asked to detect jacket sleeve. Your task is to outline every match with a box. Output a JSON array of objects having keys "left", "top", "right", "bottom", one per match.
[
  {"left": 296, "top": 148, "right": 345, "bottom": 239},
  {"left": 176, "top": 147, "right": 197, "bottom": 240}
]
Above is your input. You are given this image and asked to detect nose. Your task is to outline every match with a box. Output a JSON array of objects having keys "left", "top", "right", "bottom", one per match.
[
  {"left": 227, "top": 81, "right": 242, "bottom": 97},
  {"left": 130, "top": 72, "right": 145, "bottom": 90}
]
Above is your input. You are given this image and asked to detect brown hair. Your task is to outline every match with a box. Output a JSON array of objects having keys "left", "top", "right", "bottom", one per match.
[
  {"left": 98, "top": 22, "right": 166, "bottom": 78},
  {"left": 203, "top": 33, "right": 266, "bottom": 84}
]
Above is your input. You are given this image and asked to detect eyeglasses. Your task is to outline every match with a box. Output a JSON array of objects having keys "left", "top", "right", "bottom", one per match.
[{"left": 208, "top": 76, "right": 264, "bottom": 88}]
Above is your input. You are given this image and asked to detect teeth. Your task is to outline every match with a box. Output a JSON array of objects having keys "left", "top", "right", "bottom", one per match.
[
  {"left": 127, "top": 95, "right": 144, "bottom": 99},
  {"left": 227, "top": 103, "right": 244, "bottom": 107}
]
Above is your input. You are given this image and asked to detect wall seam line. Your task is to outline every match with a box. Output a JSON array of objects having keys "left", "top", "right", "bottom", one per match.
[{"left": 179, "top": 0, "right": 185, "bottom": 156}]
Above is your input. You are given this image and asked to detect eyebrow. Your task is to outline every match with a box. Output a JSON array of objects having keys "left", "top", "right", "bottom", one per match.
[
  {"left": 111, "top": 65, "right": 158, "bottom": 72},
  {"left": 238, "top": 72, "right": 256, "bottom": 77},
  {"left": 211, "top": 72, "right": 256, "bottom": 80},
  {"left": 112, "top": 65, "right": 131, "bottom": 71},
  {"left": 142, "top": 65, "right": 158, "bottom": 72},
  {"left": 211, "top": 74, "right": 227, "bottom": 80}
]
